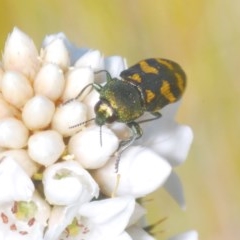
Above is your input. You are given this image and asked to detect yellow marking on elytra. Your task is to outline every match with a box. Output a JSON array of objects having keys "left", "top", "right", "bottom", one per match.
[
  {"left": 140, "top": 61, "right": 159, "bottom": 74},
  {"left": 160, "top": 80, "right": 176, "bottom": 102},
  {"left": 175, "top": 72, "right": 185, "bottom": 93},
  {"left": 129, "top": 73, "right": 142, "bottom": 83},
  {"left": 156, "top": 59, "right": 174, "bottom": 70},
  {"left": 145, "top": 89, "right": 156, "bottom": 103}
]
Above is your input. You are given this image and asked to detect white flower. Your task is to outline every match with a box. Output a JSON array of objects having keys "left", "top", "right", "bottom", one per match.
[
  {"left": 0, "top": 27, "right": 196, "bottom": 239},
  {"left": 0, "top": 192, "right": 50, "bottom": 240},
  {"left": 42, "top": 160, "right": 99, "bottom": 205},
  {"left": 44, "top": 196, "right": 136, "bottom": 240}
]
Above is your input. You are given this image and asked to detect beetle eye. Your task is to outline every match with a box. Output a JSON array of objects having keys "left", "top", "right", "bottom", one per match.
[{"left": 105, "top": 114, "right": 116, "bottom": 123}]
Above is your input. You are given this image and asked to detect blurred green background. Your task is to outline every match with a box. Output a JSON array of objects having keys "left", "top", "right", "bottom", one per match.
[{"left": 0, "top": 0, "right": 239, "bottom": 239}]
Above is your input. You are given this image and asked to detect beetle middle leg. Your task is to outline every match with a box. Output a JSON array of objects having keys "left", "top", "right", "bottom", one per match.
[{"left": 137, "top": 111, "right": 162, "bottom": 124}]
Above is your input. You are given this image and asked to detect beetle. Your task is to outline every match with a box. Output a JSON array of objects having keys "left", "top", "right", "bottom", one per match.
[{"left": 72, "top": 58, "right": 186, "bottom": 170}]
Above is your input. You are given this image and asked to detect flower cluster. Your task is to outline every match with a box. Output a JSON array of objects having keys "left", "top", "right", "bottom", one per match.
[{"left": 0, "top": 28, "right": 197, "bottom": 240}]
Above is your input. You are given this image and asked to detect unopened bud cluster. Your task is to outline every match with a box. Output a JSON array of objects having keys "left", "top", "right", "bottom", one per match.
[{"left": 0, "top": 28, "right": 120, "bottom": 171}]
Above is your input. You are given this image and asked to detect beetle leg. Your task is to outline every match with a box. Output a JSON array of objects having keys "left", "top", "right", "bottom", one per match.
[
  {"left": 137, "top": 111, "right": 162, "bottom": 124},
  {"left": 62, "top": 83, "right": 102, "bottom": 106},
  {"left": 94, "top": 70, "right": 112, "bottom": 82},
  {"left": 74, "top": 83, "right": 102, "bottom": 100},
  {"left": 115, "top": 122, "right": 142, "bottom": 172}
]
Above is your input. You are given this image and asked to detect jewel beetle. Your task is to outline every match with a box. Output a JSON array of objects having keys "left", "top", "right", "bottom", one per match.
[{"left": 73, "top": 58, "right": 186, "bottom": 170}]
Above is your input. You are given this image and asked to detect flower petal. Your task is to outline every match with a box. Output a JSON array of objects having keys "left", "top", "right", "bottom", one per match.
[
  {"left": 127, "top": 225, "right": 156, "bottom": 240},
  {"left": 0, "top": 149, "right": 39, "bottom": 177},
  {"left": 168, "top": 230, "right": 198, "bottom": 240},
  {"left": 164, "top": 171, "right": 186, "bottom": 209},
  {"left": 112, "top": 231, "right": 133, "bottom": 240},
  {"left": 43, "top": 160, "right": 99, "bottom": 205},
  {"left": 43, "top": 204, "right": 79, "bottom": 240},
  {"left": 93, "top": 146, "right": 172, "bottom": 198},
  {"left": 79, "top": 197, "right": 135, "bottom": 237},
  {"left": 137, "top": 115, "right": 193, "bottom": 167},
  {"left": 0, "top": 156, "right": 34, "bottom": 203}
]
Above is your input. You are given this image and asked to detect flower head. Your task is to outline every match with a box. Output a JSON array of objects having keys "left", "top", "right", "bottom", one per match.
[{"left": 0, "top": 27, "right": 196, "bottom": 239}]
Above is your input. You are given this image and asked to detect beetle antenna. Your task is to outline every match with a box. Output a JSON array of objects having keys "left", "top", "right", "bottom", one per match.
[
  {"left": 69, "top": 118, "right": 95, "bottom": 129},
  {"left": 95, "top": 69, "right": 112, "bottom": 82}
]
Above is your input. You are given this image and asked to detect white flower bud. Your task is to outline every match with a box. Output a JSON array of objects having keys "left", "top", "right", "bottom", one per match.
[
  {"left": 92, "top": 146, "right": 172, "bottom": 198},
  {"left": 0, "top": 117, "right": 29, "bottom": 148},
  {"left": 75, "top": 50, "right": 104, "bottom": 71},
  {"left": 61, "top": 67, "right": 94, "bottom": 101},
  {"left": 0, "top": 149, "right": 39, "bottom": 177},
  {"left": 22, "top": 95, "right": 55, "bottom": 130},
  {"left": 82, "top": 89, "right": 99, "bottom": 120},
  {"left": 104, "top": 56, "right": 127, "bottom": 78},
  {"left": 40, "top": 38, "right": 70, "bottom": 71},
  {"left": 1, "top": 71, "right": 34, "bottom": 108},
  {"left": 2, "top": 27, "right": 40, "bottom": 80},
  {"left": 0, "top": 156, "right": 34, "bottom": 203},
  {"left": 68, "top": 125, "right": 119, "bottom": 169},
  {"left": 51, "top": 100, "right": 87, "bottom": 137},
  {"left": 34, "top": 63, "right": 65, "bottom": 101},
  {"left": 0, "top": 95, "right": 21, "bottom": 119},
  {"left": 43, "top": 160, "right": 99, "bottom": 205},
  {"left": 0, "top": 97, "right": 17, "bottom": 119},
  {"left": 28, "top": 130, "right": 65, "bottom": 166}
]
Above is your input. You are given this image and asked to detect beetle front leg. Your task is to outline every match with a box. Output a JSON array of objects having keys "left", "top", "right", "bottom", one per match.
[{"left": 115, "top": 122, "right": 142, "bottom": 172}]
